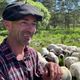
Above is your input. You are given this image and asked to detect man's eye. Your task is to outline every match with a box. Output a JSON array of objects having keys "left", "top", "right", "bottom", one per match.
[
  {"left": 22, "top": 22, "right": 26, "bottom": 24},
  {"left": 32, "top": 23, "right": 36, "bottom": 26}
]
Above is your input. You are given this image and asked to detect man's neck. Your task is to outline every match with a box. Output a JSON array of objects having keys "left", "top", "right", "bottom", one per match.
[{"left": 7, "top": 37, "right": 26, "bottom": 60}]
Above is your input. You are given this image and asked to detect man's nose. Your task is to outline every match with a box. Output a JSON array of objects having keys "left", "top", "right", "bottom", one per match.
[{"left": 26, "top": 24, "right": 36, "bottom": 30}]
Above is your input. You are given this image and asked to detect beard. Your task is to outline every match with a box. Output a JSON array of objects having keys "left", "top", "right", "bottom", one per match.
[
  {"left": 22, "top": 37, "right": 31, "bottom": 46},
  {"left": 17, "top": 31, "right": 32, "bottom": 46}
]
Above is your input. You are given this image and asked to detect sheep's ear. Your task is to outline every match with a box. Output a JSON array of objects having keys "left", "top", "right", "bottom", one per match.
[{"left": 3, "top": 20, "right": 12, "bottom": 31}]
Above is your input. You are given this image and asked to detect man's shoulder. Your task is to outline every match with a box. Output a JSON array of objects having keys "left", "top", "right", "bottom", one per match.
[
  {"left": 27, "top": 46, "right": 38, "bottom": 57},
  {"left": 28, "top": 47, "right": 36, "bottom": 52}
]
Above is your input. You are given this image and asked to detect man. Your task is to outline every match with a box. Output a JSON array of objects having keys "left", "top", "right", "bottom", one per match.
[{"left": 0, "top": 2, "right": 62, "bottom": 80}]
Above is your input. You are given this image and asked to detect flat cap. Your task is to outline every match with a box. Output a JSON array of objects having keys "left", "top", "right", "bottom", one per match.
[{"left": 2, "top": 2, "right": 43, "bottom": 21}]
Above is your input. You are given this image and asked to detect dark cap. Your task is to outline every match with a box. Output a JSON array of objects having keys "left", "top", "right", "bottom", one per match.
[{"left": 2, "top": 2, "right": 43, "bottom": 21}]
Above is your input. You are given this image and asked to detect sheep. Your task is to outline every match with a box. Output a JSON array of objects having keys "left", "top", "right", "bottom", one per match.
[
  {"left": 71, "top": 52, "right": 80, "bottom": 60},
  {"left": 62, "top": 49, "right": 72, "bottom": 57},
  {"left": 57, "top": 44, "right": 67, "bottom": 50},
  {"left": 66, "top": 46, "right": 77, "bottom": 52},
  {"left": 70, "top": 62, "right": 80, "bottom": 80},
  {"left": 47, "top": 44, "right": 63, "bottom": 56},
  {"left": 49, "top": 48, "right": 56, "bottom": 54},
  {"left": 64, "top": 56, "right": 79, "bottom": 69},
  {"left": 37, "top": 52, "right": 48, "bottom": 67},
  {"left": 61, "top": 66, "right": 72, "bottom": 80},
  {"left": 76, "top": 47, "right": 80, "bottom": 52},
  {"left": 59, "top": 54, "right": 65, "bottom": 66},
  {"left": 44, "top": 52, "right": 59, "bottom": 64},
  {"left": 40, "top": 47, "right": 49, "bottom": 56}
]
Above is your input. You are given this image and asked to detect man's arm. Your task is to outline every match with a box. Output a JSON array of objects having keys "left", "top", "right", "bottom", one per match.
[
  {"left": 42, "top": 62, "right": 62, "bottom": 80},
  {"left": 37, "top": 52, "right": 62, "bottom": 80}
]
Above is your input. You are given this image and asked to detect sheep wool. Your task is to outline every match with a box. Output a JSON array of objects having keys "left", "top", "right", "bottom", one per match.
[
  {"left": 37, "top": 52, "right": 48, "bottom": 67},
  {"left": 61, "top": 66, "right": 72, "bottom": 80},
  {"left": 64, "top": 56, "right": 79, "bottom": 69},
  {"left": 70, "top": 62, "right": 80, "bottom": 80}
]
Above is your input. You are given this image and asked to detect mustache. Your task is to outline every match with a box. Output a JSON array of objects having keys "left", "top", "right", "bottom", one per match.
[{"left": 22, "top": 31, "right": 36, "bottom": 36}]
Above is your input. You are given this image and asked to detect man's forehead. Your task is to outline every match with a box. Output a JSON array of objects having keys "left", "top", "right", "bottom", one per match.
[{"left": 21, "top": 15, "right": 37, "bottom": 22}]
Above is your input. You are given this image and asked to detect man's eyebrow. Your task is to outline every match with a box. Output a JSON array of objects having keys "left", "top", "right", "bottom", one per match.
[{"left": 23, "top": 18, "right": 37, "bottom": 22}]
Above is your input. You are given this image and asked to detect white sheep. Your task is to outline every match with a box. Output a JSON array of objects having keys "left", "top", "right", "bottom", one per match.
[
  {"left": 64, "top": 56, "right": 79, "bottom": 69},
  {"left": 71, "top": 52, "right": 80, "bottom": 60},
  {"left": 44, "top": 52, "right": 59, "bottom": 64},
  {"left": 76, "top": 47, "right": 80, "bottom": 52},
  {"left": 70, "top": 62, "right": 80, "bottom": 80},
  {"left": 47, "top": 44, "right": 63, "bottom": 56},
  {"left": 57, "top": 44, "right": 67, "bottom": 50},
  {"left": 66, "top": 46, "right": 77, "bottom": 52},
  {"left": 61, "top": 66, "right": 72, "bottom": 80},
  {"left": 37, "top": 52, "right": 48, "bottom": 67},
  {"left": 40, "top": 47, "right": 49, "bottom": 56},
  {"left": 62, "top": 49, "right": 72, "bottom": 57}
]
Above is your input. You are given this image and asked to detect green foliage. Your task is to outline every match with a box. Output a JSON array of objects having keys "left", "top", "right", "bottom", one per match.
[
  {"left": 24, "top": 0, "right": 51, "bottom": 28},
  {"left": 0, "top": 0, "right": 5, "bottom": 3},
  {"left": 0, "top": 1, "right": 7, "bottom": 16},
  {"left": 30, "top": 27, "right": 80, "bottom": 51}
]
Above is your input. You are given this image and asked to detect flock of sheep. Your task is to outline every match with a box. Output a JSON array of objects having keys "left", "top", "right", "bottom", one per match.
[{"left": 37, "top": 44, "right": 80, "bottom": 80}]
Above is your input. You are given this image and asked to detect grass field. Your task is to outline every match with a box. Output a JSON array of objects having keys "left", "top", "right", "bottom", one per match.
[
  {"left": 30, "top": 28, "right": 80, "bottom": 51},
  {"left": 0, "top": 27, "right": 80, "bottom": 52}
]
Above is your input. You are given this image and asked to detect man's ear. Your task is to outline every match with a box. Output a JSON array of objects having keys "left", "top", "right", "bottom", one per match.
[{"left": 3, "top": 20, "right": 12, "bottom": 31}]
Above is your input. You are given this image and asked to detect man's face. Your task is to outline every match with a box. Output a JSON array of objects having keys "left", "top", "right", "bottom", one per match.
[{"left": 8, "top": 15, "right": 37, "bottom": 46}]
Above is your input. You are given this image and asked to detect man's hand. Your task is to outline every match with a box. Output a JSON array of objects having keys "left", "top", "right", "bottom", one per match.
[{"left": 42, "top": 62, "right": 62, "bottom": 80}]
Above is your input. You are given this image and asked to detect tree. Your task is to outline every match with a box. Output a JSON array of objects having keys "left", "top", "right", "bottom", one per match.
[
  {"left": 0, "top": 0, "right": 7, "bottom": 16},
  {"left": 53, "top": 0, "right": 80, "bottom": 29},
  {"left": 25, "top": 0, "right": 51, "bottom": 29}
]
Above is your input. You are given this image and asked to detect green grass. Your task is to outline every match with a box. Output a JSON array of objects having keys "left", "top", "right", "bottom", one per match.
[
  {"left": 0, "top": 27, "right": 80, "bottom": 52},
  {"left": 30, "top": 28, "right": 80, "bottom": 51}
]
